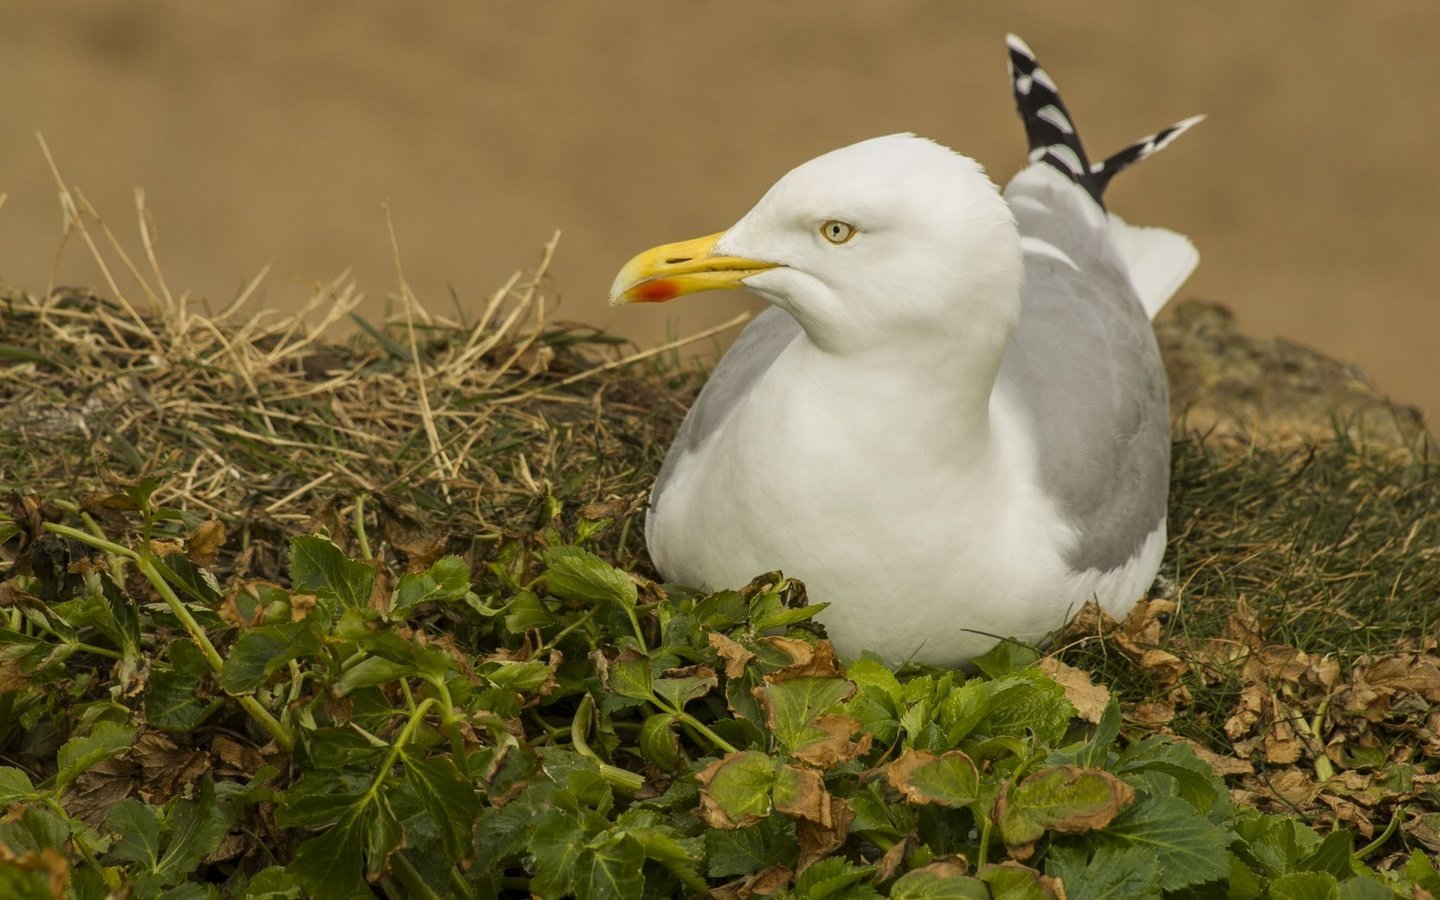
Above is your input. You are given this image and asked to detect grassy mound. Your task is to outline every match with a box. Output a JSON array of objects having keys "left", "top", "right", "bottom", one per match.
[{"left": 2, "top": 240, "right": 1439, "bottom": 896}]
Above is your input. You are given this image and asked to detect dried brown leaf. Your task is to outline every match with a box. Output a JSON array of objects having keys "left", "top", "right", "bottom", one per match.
[
  {"left": 772, "top": 765, "right": 830, "bottom": 825},
  {"left": 791, "top": 714, "right": 872, "bottom": 769},
  {"left": 1182, "top": 739, "right": 1254, "bottom": 776},
  {"left": 1038, "top": 657, "right": 1111, "bottom": 724},
  {"left": 133, "top": 731, "right": 211, "bottom": 802},
  {"left": 872, "top": 834, "right": 912, "bottom": 883},
  {"left": 795, "top": 796, "right": 854, "bottom": 873},
  {"left": 60, "top": 756, "right": 136, "bottom": 828},
  {"left": 764, "top": 637, "right": 844, "bottom": 680},
  {"left": 1126, "top": 701, "right": 1176, "bottom": 728},
  {"left": 708, "top": 632, "right": 755, "bottom": 679},
  {"left": 185, "top": 519, "right": 227, "bottom": 566},
  {"left": 0, "top": 844, "right": 70, "bottom": 897}
]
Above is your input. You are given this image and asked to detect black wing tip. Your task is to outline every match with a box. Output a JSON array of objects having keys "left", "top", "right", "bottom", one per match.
[
  {"left": 1006, "top": 36, "right": 1204, "bottom": 206},
  {"left": 1004, "top": 34, "right": 1104, "bottom": 207},
  {"left": 1089, "top": 113, "right": 1206, "bottom": 194}
]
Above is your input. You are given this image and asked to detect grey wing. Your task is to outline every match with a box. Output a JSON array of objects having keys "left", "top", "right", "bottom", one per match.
[
  {"left": 998, "top": 173, "right": 1171, "bottom": 572},
  {"left": 651, "top": 305, "right": 803, "bottom": 505}
]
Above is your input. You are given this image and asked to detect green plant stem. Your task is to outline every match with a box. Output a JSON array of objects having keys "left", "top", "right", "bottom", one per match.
[
  {"left": 651, "top": 697, "right": 737, "bottom": 755},
  {"left": 624, "top": 604, "right": 647, "bottom": 650},
  {"left": 353, "top": 494, "right": 372, "bottom": 560},
  {"left": 1355, "top": 805, "right": 1403, "bottom": 860},
  {"left": 569, "top": 695, "right": 645, "bottom": 794},
  {"left": 1308, "top": 699, "right": 1335, "bottom": 782},
  {"left": 371, "top": 697, "right": 439, "bottom": 798},
  {"left": 385, "top": 852, "right": 444, "bottom": 900},
  {"left": 975, "top": 810, "right": 993, "bottom": 870},
  {"left": 43, "top": 522, "right": 295, "bottom": 753},
  {"left": 539, "top": 606, "right": 597, "bottom": 653},
  {"left": 426, "top": 675, "right": 470, "bottom": 772},
  {"left": 73, "top": 641, "right": 123, "bottom": 660}
]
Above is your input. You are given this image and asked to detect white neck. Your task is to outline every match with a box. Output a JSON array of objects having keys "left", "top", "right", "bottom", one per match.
[{"left": 767, "top": 317, "right": 1012, "bottom": 470}]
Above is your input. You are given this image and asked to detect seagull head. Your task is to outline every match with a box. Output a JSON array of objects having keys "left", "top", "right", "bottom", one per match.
[{"left": 610, "top": 134, "right": 1023, "bottom": 355}]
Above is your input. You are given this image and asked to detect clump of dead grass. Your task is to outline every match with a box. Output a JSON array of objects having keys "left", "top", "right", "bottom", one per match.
[{"left": 1, "top": 158, "right": 749, "bottom": 581}]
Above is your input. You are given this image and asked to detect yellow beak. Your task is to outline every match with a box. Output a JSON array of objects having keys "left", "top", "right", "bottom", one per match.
[{"left": 608, "top": 231, "right": 778, "bottom": 306}]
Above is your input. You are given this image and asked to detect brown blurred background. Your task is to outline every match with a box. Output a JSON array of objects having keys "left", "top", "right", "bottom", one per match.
[{"left": 2, "top": 2, "right": 1436, "bottom": 421}]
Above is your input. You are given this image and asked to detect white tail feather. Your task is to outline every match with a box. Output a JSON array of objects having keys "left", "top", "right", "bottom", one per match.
[{"left": 1108, "top": 213, "right": 1198, "bottom": 319}]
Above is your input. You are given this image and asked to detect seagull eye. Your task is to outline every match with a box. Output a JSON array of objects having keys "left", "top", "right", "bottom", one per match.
[{"left": 819, "top": 219, "right": 857, "bottom": 245}]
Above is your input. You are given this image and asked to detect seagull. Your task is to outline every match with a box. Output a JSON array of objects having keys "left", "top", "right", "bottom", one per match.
[{"left": 609, "top": 35, "right": 1202, "bottom": 667}]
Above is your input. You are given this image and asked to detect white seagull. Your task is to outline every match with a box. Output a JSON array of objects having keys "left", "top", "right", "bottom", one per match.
[{"left": 609, "top": 36, "right": 1202, "bottom": 667}]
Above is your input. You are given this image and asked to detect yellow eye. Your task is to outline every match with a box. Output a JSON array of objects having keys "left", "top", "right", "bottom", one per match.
[{"left": 819, "top": 219, "right": 857, "bottom": 245}]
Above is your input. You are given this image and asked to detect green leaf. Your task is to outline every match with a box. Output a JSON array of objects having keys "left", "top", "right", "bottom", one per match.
[
  {"left": 1299, "top": 829, "right": 1354, "bottom": 880},
  {"left": 1403, "top": 849, "right": 1440, "bottom": 894},
  {"left": 275, "top": 774, "right": 368, "bottom": 829},
  {"left": 55, "top": 721, "right": 136, "bottom": 790},
  {"left": 887, "top": 749, "right": 981, "bottom": 807},
  {"left": 1043, "top": 843, "right": 1161, "bottom": 900},
  {"left": 0, "top": 767, "right": 36, "bottom": 805},
  {"left": 0, "top": 805, "right": 68, "bottom": 855},
  {"left": 1113, "top": 737, "right": 1222, "bottom": 816},
  {"left": 997, "top": 766, "right": 1135, "bottom": 853},
  {"left": 1245, "top": 815, "right": 1321, "bottom": 876},
  {"left": 697, "top": 751, "right": 777, "bottom": 828},
  {"left": 1079, "top": 700, "right": 1122, "bottom": 769},
  {"left": 579, "top": 830, "right": 645, "bottom": 900},
  {"left": 402, "top": 754, "right": 481, "bottom": 860},
  {"left": 287, "top": 809, "right": 367, "bottom": 900},
  {"left": 157, "top": 779, "right": 239, "bottom": 884},
  {"left": 847, "top": 655, "right": 903, "bottom": 703},
  {"left": 0, "top": 863, "right": 58, "bottom": 900},
  {"left": 605, "top": 649, "right": 654, "bottom": 702},
  {"left": 391, "top": 556, "right": 471, "bottom": 616},
  {"left": 704, "top": 818, "right": 799, "bottom": 878},
  {"left": 1269, "top": 871, "right": 1341, "bottom": 900},
  {"left": 289, "top": 534, "right": 375, "bottom": 610},
  {"left": 792, "top": 856, "right": 877, "bottom": 899},
  {"left": 544, "top": 546, "right": 636, "bottom": 611},
  {"left": 651, "top": 668, "right": 717, "bottom": 710},
  {"left": 147, "top": 639, "right": 220, "bottom": 732},
  {"left": 1337, "top": 874, "right": 1400, "bottom": 900},
  {"left": 617, "top": 814, "right": 704, "bottom": 891},
  {"left": 105, "top": 798, "right": 161, "bottom": 870},
  {"left": 528, "top": 807, "right": 587, "bottom": 899},
  {"left": 152, "top": 554, "right": 222, "bottom": 604},
  {"left": 972, "top": 640, "right": 1041, "bottom": 679},
  {"left": 757, "top": 676, "right": 855, "bottom": 754},
  {"left": 334, "top": 655, "right": 416, "bottom": 695},
  {"left": 889, "top": 868, "right": 991, "bottom": 900},
  {"left": 235, "top": 867, "right": 303, "bottom": 899},
  {"left": 979, "top": 863, "right": 1056, "bottom": 900},
  {"left": 364, "top": 796, "right": 404, "bottom": 879},
  {"left": 483, "top": 660, "right": 555, "bottom": 693},
  {"left": 1092, "top": 793, "right": 1229, "bottom": 891},
  {"left": 219, "top": 622, "right": 320, "bottom": 694},
  {"left": 979, "top": 671, "right": 1074, "bottom": 746},
  {"left": 846, "top": 683, "right": 900, "bottom": 747},
  {"left": 639, "top": 713, "right": 681, "bottom": 771}
]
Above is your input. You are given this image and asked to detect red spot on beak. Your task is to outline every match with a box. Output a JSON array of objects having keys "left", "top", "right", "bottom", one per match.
[{"left": 633, "top": 279, "right": 680, "bottom": 303}]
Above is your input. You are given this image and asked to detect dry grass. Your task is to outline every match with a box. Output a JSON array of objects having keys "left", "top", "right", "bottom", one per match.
[{"left": 1, "top": 162, "right": 754, "bottom": 581}]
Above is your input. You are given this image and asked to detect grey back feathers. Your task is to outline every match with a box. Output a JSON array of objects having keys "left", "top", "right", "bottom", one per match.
[{"left": 1000, "top": 171, "right": 1170, "bottom": 572}]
